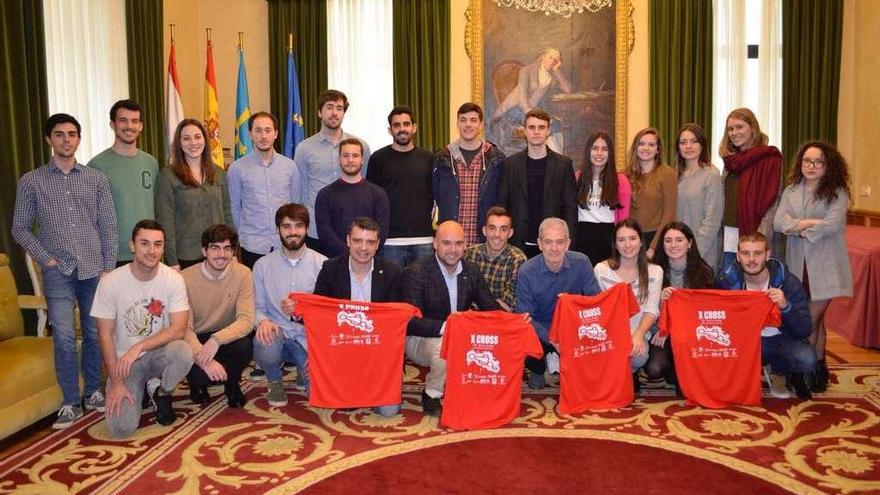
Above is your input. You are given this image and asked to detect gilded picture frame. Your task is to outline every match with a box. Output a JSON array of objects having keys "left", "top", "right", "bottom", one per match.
[{"left": 466, "top": 0, "right": 634, "bottom": 168}]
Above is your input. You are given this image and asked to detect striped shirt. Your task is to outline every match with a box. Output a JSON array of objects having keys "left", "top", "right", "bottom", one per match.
[{"left": 12, "top": 161, "right": 117, "bottom": 279}]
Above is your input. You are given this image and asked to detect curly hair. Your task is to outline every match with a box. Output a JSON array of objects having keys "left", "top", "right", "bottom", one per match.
[
  {"left": 577, "top": 131, "right": 621, "bottom": 210},
  {"left": 787, "top": 141, "right": 852, "bottom": 206},
  {"left": 652, "top": 221, "right": 715, "bottom": 289}
]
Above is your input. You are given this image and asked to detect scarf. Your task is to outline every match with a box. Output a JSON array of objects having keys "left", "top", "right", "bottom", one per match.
[{"left": 723, "top": 144, "right": 782, "bottom": 234}]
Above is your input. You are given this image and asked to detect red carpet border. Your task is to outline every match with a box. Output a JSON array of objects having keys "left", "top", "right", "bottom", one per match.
[{"left": 0, "top": 363, "right": 878, "bottom": 494}]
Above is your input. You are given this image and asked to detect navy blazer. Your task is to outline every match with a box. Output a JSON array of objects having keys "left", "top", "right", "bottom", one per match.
[
  {"left": 403, "top": 255, "right": 500, "bottom": 338},
  {"left": 313, "top": 255, "right": 403, "bottom": 302}
]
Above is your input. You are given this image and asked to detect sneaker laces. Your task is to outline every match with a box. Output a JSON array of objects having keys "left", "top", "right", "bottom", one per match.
[
  {"left": 90, "top": 390, "right": 105, "bottom": 402},
  {"left": 58, "top": 404, "right": 76, "bottom": 418}
]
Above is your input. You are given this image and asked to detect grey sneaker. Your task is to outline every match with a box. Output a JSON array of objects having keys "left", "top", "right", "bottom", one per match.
[
  {"left": 764, "top": 365, "right": 791, "bottom": 399},
  {"left": 266, "top": 380, "right": 288, "bottom": 407},
  {"left": 249, "top": 367, "right": 267, "bottom": 382},
  {"left": 84, "top": 390, "right": 106, "bottom": 412},
  {"left": 52, "top": 404, "right": 83, "bottom": 429}
]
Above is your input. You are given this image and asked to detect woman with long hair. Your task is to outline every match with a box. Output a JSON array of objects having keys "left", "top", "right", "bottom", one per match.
[
  {"left": 627, "top": 127, "right": 677, "bottom": 260},
  {"left": 574, "top": 131, "right": 631, "bottom": 265},
  {"left": 675, "top": 124, "right": 723, "bottom": 269},
  {"left": 594, "top": 219, "right": 663, "bottom": 392},
  {"left": 774, "top": 141, "right": 853, "bottom": 392},
  {"left": 156, "top": 119, "right": 232, "bottom": 270},
  {"left": 648, "top": 221, "right": 715, "bottom": 387},
  {"left": 718, "top": 108, "right": 783, "bottom": 269}
]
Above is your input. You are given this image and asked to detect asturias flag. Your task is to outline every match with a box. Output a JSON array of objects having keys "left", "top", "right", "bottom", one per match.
[
  {"left": 165, "top": 43, "right": 185, "bottom": 159},
  {"left": 204, "top": 39, "right": 223, "bottom": 167},
  {"left": 234, "top": 48, "right": 253, "bottom": 160},
  {"left": 283, "top": 49, "right": 305, "bottom": 158}
]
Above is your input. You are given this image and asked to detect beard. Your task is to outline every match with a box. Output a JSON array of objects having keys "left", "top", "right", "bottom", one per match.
[
  {"left": 393, "top": 132, "right": 412, "bottom": 146},
  {"left": 280, "top": 233, "right": 305, "bottom": 251}
]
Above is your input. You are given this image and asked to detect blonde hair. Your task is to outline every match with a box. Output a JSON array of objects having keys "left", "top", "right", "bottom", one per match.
[{"left": 718, "top": 108, "right": 769, "bottom": 158}]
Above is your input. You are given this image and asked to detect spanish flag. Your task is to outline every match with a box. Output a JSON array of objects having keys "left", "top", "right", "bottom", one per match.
[{"left": 204, "top": 38, "right": 223, "bottom": 167}]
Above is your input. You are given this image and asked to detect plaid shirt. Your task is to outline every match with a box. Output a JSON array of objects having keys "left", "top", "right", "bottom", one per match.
[
  {"left": 463, "top": 243, "right": 527, "bottom": 308},
  {"left": 12, "top": 162, "right": 117, "bottom": 279},
  {"left": 456, "top": 156, "right": 481, "bottom": 245}
]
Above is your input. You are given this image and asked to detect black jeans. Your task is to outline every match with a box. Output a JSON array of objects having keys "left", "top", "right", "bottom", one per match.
[{"left": 186, "top": 332, "right": 254, "bottom": 389}]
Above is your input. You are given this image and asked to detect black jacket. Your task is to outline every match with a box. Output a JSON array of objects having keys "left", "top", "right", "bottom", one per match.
[
  {"left": 403, "top": 255, "right": 500, "bottom": 338},
  {"left": 313, "top": 255, "right": 403, "bottom": 302},
  {"left": 497, "top": 147, "right": 577, "bottom": 249}
]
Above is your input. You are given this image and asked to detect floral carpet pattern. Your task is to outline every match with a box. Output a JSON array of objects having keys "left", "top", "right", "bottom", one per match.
[{"left": 1, "top": 363, "right": 878, "bottom": 494}]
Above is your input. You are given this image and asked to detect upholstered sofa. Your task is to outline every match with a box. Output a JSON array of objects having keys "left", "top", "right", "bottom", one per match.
[{"left": 0, "top": 253, "right": 62, "bottom": 440}]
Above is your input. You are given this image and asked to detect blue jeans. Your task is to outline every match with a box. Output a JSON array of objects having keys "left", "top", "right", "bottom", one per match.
[
  {"left": 762, "top": 334, "right": 817, "bottom": 374},
  {"left": 253, "top": 334, "right": 310, "bottom": 396},
  {"left": 42, "top": 266, "right": 102, "bottom": 406},
  {"left": 380, "top": 243, "right": 433, "bottom": 268}
]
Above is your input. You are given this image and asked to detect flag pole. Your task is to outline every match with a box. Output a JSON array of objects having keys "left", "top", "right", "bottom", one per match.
[
  {"left": 170, "top": 24, "right": 176, "bottom": 45},
  {"left": 288, "top": 33, "right": 293, "bottom": 53},
  {"left": 206, "top": 27, "right": 212, "bottom": 42},
  {"left": 238, "top": 31, "right": 244, "bottom": 51}
]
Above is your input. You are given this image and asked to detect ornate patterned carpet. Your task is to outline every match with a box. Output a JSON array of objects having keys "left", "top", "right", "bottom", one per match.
[{"left": 1, "top": 363, "right": 878, "bottom": 494}]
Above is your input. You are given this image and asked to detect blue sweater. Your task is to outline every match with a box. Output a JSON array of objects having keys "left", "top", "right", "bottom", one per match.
[
  {"left": 314, "top": 179, "right": 390, "bottom": 257},
  {"left": 715, "top": 258, "right": 812, "bottom": 340}
]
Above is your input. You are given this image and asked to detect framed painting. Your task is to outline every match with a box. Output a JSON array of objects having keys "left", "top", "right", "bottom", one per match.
[{"left": 466, "top": 0, "right": 633, "bottom": 170}]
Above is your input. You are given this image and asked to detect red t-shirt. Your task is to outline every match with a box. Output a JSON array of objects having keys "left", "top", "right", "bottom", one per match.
[
  {"left": 440, "top": 311, "right": 542, "bottom": 430},
  {"left": 291, "top": 292, "right": 421, "bottom": 408},
  {"left": 659, "top": 289, "right": 780, "bottom": 408},
  {"left": 549, "top": 283, "right": 640, "bottom": 413}
]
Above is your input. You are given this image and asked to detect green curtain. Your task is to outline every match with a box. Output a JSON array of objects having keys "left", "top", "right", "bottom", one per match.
[
  {"left": 125, "top": 0, "right": 165, "bottom": 162},
  {"left": 649, "top": 0, "right": 713, "bottom": 166},
  {"left": 267, "top": 0, "right": 328, "bottom": 146},
  {"left": 782, "top": 0, "right": 843, "bottom": 176},
  {"left": 0, "top": 0, "right": 50, "bottom": 298},
  {"left": 393, "top": 0, "right": 450, "bottom": 153}
]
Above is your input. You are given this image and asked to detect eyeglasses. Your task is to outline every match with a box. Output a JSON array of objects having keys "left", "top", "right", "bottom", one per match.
[
  {"left": 802, "top": 158, "right": 825, "bottom": 169},
  {"left": 207, "top": 245, "right": 235, "bottom": 254}
]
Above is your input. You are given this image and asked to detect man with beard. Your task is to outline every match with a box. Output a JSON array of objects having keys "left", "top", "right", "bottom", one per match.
[
  {"left": 314, "top": 138, "right": 389, "bottom": 258},
  {"left": 227, "top": 111, "right": 302, "bottom": 269},
  {"left": 13, "top": 113, "right": 117, "bottom": 429},
  {"left": 716, "top": 232, "right": 815, "bottom": 399},
  {"left": 433, "top": 102, "right": 505, "bottom": 246},
  {"left": 91, "top": 220, "right": 192, "bottom": 437},
  {"left": 295, "top": 90, "right": 371, "bottom": 255},
  {"left": 88, "top": 100, "right": 159, "bottom": 267},
  {"left": 366, "top": 106, "right": 434, "bottom": 267},
  {"left": 403, "top": 221, "right": 501, "bottom": 415},
  {"left": 252, "top": 204, "right": 327, "bottom": 406},
  {"left": 182, "top": 224, "right": 255, "bottom": 408}
]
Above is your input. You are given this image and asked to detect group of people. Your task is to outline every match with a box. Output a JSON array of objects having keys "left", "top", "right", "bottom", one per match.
[{"left": 11, "top": 89, "right": 852, "bottom": 436}]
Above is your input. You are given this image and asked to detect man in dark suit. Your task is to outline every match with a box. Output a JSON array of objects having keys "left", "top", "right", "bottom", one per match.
[
  {"left": 497, "top": 108, "right": 577, "bottom": 258},
  {"left": 282, "top": 216, "right": 404, "bottom": 415},
  {"left": 403, "top": 221, "right": 501, "bottom": 416}
]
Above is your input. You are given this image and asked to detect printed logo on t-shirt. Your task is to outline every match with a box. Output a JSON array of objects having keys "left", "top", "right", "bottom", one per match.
[
  {"left": 692, "top": 310, "right": 739, "bottom": 358},
  {"left": 337, "top": 309, "right": 374, "bottom": 333},
  {"left": 123, "top": 297, "right": 166, "bottom": 338},
  {"left": 466, "top": 349, "right": 501, "bottom": 373},
  {"left": 461, "top": 333, "right": 506, "bottom": 385},
  {"left": 330, "top": 303, "right": 381, "bottom": 346},
  {"left": 573, "top": 306, "right": 614, "bottom": 357}
]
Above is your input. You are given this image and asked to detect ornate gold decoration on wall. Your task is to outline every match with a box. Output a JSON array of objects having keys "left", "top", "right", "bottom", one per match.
[{"left": 466, "top": 0, "right": 634, "bottom": 166}]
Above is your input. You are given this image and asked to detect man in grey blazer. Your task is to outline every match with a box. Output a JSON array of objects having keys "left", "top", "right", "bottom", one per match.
[{"left": 497, "top": 108, "right": 577, "bottom": 258}]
